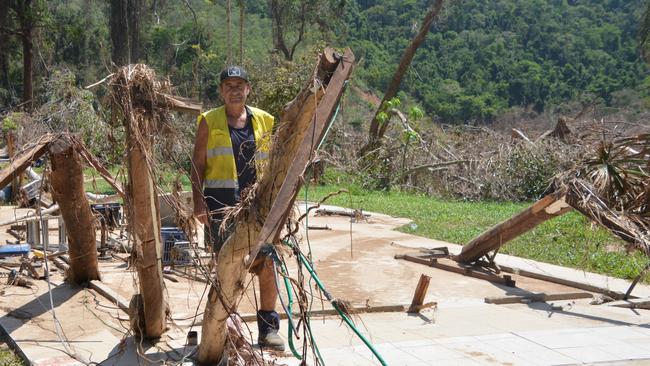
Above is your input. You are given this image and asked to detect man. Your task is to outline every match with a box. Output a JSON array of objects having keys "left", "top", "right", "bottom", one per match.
[{"left": 191, "top": 66, "right": 284, "bottom": 351}]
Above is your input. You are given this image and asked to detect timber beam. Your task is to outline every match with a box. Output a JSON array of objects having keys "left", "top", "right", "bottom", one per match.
[{"left": 457, "top": 190, "right": 572, "bottom": 264}]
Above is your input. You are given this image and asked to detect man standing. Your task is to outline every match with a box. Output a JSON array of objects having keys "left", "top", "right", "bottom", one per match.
[{"left": 191, "top": 66, "right": 284, "bottom": 351}]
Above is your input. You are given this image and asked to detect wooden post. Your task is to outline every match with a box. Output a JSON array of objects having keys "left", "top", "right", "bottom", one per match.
[
  {"left": 197, "top": 48, "right": 354, "bottom": 364},
  {"left": 110, "top": 65, "right": 168, "bottom": 338},
  {"left": 408, "top": 274, "right": 431, "bottom": 313},
  {"left": 457, "top": 190, "right": 572, "bottom": 264},
  {"left": 125, "top": 110, "right": 167, "bottom": 338},
  {"left": 49, "top": 135, "right": 100, "bottom": 284}
]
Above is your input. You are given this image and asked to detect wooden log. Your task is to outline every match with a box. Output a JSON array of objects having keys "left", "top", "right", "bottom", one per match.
[
  {"left": 197, "top": 48, "right": 354, "bottom": 364},
  {"left": 457, "top": 190, "right": 572, "bottom": 263},
  {"left": 0, "top": 134, "right": 55, "bottom": 191},
  {"left": 124, "top": 110, "right": 167, "bottom": 338},
  {"left": 49, "top": 135, "right": 100, "bottom": 284},
  {"left": 485, "top": 292, "right": 593, "bottom": 305},
  {"left": 408, "top": 274, "right": 431, "bottom": 313}
]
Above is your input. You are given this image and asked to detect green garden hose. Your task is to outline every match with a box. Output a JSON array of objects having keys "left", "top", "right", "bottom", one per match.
[{"left": 283, "top": 239, "right": 388, "bottom": 366}]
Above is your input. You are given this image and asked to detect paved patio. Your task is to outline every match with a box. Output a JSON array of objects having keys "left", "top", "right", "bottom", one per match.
[{"left": 1, "top": 204, "right": 649, "bottom": 365}]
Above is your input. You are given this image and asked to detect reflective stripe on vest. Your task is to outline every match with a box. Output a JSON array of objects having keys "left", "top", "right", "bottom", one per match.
[
  {"left": 198, "top": 105, "right": 274, "bottom": 189},
  {"left": 204, "top": 179, "right": 239, "bottom": 189},
  {"left": 207, "top": 146, "right": 235, "bottom": 159}
]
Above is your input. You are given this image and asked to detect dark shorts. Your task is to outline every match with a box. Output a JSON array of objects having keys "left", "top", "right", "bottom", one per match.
[{"left": 205, "top": 218, "right": 233, "bottom": 253}]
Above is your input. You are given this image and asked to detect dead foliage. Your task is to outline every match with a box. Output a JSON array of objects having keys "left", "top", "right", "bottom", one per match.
[
  {"left": 322, "top": 103, "right": 650, "bottom": 204},
  {"left": 555, "top": 133, "right": 650, "bottom": 256}
]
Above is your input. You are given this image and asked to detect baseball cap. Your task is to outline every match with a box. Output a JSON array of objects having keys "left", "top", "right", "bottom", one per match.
[{"left": 219, "top": 66, "right": 249, "bottom": 84}]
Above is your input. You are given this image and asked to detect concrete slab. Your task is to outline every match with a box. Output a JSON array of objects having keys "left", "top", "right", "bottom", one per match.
[{"left": 1, "top": 203, "right": 650, "bottom": 365}]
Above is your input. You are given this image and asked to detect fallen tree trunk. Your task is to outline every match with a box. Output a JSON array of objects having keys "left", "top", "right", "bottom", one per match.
[
  {"left": 49, "top": 135, "right": 100, "bottom": 284},
  {"left": 457, "top": 190, "right": 572, "bottom": 264},
  {"left": 197, "top": 48, "right": 355, "bottom": 364}
]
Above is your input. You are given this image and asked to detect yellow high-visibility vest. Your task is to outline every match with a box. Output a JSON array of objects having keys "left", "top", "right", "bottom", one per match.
[{"left": 197, "top": 106, "right": 274, "bottom": 189}]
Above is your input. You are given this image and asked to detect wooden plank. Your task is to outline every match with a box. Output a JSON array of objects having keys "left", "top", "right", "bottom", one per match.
[
  {"left": 606, "top": 298, "right": 650, "bottom": 310},
  {"left": 485, "top": 292, "right": 593, "bottom": 305},
  {"left": 408, "top": 274, "right": 431, "bottom": 313},
  {"left": 396, "top": 255, "right": 515, "bottom": 286},
  {"left": 394, "top": 254, "right": 435, "bottom": 266},
  {"left": 0, "top": 134, "right": 55, "bottom": 190},
  {"left": 458, "top": 190, "right": 571, "bottom": 263},
  {"left": 432, "top": 258, "right": 516, "bottom": 287},
  {"left": 478, "top": 260, "right": 630, "bottom": 300},
  {"left": 89, "top": 280, "right": 130, "bottom": 313},
  {"left": 199, "top": 304, "right": 408, "bottom": 324}
]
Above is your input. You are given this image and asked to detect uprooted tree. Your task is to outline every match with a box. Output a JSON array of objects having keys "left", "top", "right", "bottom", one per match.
[{"left": 197, "top": 48, "right": 354, "bottom": 364}]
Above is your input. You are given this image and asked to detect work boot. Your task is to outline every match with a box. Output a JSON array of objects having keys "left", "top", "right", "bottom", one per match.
[{"left": 257, "top": 310, "right": 285, "bottom": 351}]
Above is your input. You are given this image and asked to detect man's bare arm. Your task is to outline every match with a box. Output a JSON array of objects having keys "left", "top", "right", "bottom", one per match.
[{"left": 191, "top": 117, "right": 209, "bottom": 225}]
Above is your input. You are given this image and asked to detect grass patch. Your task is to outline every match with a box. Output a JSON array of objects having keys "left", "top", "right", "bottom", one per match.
[
  {"left": 301, "top": 183, "right": 649, "bottom": 281},
  {"left": 81, "top": 166, "right": 191, "bottom": 195},
  {"left": 0, "top": 345, "right": 24, "bottom": 366}
]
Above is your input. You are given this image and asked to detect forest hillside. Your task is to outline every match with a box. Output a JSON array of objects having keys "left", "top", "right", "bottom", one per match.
[{"left": 1, "top": 0, "right": 648, "bottom": 125}]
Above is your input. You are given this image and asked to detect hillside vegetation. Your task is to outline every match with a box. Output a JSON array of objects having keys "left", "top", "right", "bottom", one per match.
[{"left": 1, "top": 0, "right": 648, "bottom": 124}]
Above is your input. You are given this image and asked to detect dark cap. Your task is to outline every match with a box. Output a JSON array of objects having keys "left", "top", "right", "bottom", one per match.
[{"left": 219, "top": 66, "right": 249, "bottom": 84}]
